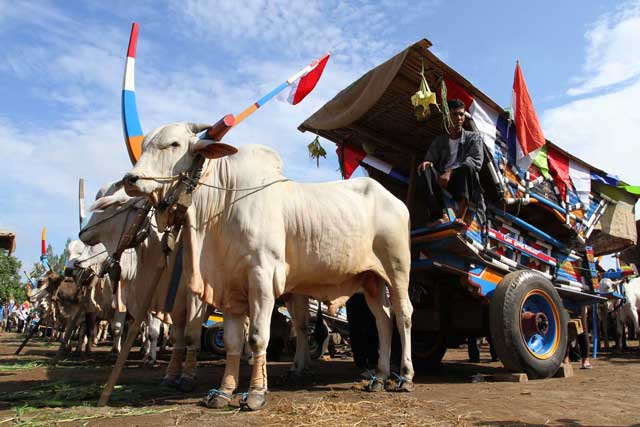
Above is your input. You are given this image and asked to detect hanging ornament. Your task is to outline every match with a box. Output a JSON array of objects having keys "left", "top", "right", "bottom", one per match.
[
  {"left": 410, "top": 59, "right": 438, "bottom": 121},
  {"left": 307, "top": 135, "right": 327, "bottom": 168}
]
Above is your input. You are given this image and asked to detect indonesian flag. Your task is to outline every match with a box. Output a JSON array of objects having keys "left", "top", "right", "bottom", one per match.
[
  {"left": 444, "top": 77, "right": 499, "bottom": 153},
  {"left": 336, "top": 144, "right": 408, "bottom": 182},
  {"left": 280, "top": 53, "right": 330, "bottom": 105},
  {"left": 511, "top": 62, "right": 546, "bottom": 170}
]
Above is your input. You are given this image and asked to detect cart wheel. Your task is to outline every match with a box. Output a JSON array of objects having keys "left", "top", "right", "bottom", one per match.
[
  {"left": 490, "top": 270, "right": 568, "bottom": 379},
  {"left": 412, "top": 332, "right": 447, "bottom": 370},
  {"left": 205, "top": 325, "right": 226, "bottom": 356}
]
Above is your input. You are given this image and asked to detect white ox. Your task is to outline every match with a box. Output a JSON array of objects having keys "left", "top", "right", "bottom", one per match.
[
  {"left": 80, "top": 183, "right": 207, "bottom": 388},
  {"left": 600, "top": 277, "right": 640, "bottom": 350},
  {"left": 123, "top": 122, "right": 414, "bottom": 410}
]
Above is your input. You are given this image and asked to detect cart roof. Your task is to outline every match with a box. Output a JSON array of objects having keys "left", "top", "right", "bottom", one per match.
[
  {"left": 299, "top": 39, "right": 637, "bottom": 255},
  {"left": 299, "top": 39, "right": 614, "bottom": 181}
]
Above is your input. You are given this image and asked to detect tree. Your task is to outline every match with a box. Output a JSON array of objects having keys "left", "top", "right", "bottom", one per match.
[
  {"left": 30, "top": 239, "right": 72, "bottom": 277},
  {"left": 0, "top": 249, "right": 26, "bottom": 303}
]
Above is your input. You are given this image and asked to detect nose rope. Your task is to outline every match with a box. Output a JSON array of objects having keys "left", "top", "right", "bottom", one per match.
[{"left": 135, "top": 175, "right": 291, "bottom": 192}]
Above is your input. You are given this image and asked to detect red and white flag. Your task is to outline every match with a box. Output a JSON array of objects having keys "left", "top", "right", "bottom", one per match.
[
  {"left": 279, "top": 53, "right": 330, "bottom": 105},
  {"left": 511, "top": 62, "right": 546, "bottom": 170}
]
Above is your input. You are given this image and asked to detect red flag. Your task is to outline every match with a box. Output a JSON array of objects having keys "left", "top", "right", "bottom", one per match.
[
  {"left": 287, "top": 54, "right": 330, "bottom": 105},
  {"left": 512, "top": 62, "right": 545, "bottom": 163},
  {"left": 547, "top": 147, "right": 571, "bottom": 199},
  {"left": 336, "top": 144, "right": 365, "bottom": 179},
  {"left": 443, "top": 77, "right": 473, "bottom": 109}
]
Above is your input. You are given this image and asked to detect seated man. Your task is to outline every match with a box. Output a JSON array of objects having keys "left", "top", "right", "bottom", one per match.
[{"left": 417, "top": 98, "right": 484, "bottom": 226}]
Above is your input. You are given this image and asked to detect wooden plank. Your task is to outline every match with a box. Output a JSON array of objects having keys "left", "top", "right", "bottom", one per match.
[{"left": 488, "top": 372, "right": 529, "bottom": 383}]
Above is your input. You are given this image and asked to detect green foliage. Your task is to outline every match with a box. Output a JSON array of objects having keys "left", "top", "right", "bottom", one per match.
[{"left": 0, "top": 249, "right": 25, "bottom": 303}]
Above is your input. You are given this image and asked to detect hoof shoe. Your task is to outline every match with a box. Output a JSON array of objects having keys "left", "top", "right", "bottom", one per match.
[
  {"left": 396, "top": 379, "right": 414, "bottom": 392},
  {"left": 202, "top": 388, "right": 233, "bottom": 409},
  {"left": 365, "top": 377, "right": 385, "bottom": 392},
  {"left": 240, "top": 390, "right": 267, "bottom": 411}
]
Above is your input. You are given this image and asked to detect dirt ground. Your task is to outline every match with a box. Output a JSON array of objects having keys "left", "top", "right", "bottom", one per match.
[{"left": 1, "top": 333, "right": 639, "bottom": 427}]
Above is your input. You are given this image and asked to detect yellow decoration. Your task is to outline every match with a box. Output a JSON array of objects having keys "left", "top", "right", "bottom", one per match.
[{"left": 411, "top": 60, "right": 438, "bottom": 121}]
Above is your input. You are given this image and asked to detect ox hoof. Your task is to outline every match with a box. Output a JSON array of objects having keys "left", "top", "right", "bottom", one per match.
[
  {"left": 365, "top": 377, "right": 385, "bottom": 393},
  {"left": 160, "top": 375, "right": 180, "bottom": 388},
  {"left": 202, "top": 388, "right": 233, "bottom": 409},
  {"left": 395, "top": 379, "right": 415, "bottom": 392},
  {"left": 390, "top": 373, "right": 414, "bottom": 392},
  {"left": 240, "top": 390, "right": 267, "bottom": 411},
  {"left": 142, "top": 359, "right": 156, "bottom": 369},
  {"left": 177, "top": 375, "right": 196, "bottom": 392}
]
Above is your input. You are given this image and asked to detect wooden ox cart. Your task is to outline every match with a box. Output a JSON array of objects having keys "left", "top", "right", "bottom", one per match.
[{"left": 299, "top": 39, "right": 638, "bottom": 378}]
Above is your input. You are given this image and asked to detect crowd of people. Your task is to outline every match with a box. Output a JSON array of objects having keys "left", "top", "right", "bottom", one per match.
[{"left": 0, "top": 299, "right": 38, "bottom": 334}]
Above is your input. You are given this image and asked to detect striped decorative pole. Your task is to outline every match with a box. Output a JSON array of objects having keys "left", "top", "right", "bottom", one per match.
[
  {"left": 121, "top": 22, "right": 328, "bottom": 147},
  {"left": 122, "top": 22, "right": 144, "bottom": 165},
  {"left": 233, "top": 53, "right": 330, "bottom": 127},
  {"left": 40, "top": 227, "right": 50, "bottom": 271}
]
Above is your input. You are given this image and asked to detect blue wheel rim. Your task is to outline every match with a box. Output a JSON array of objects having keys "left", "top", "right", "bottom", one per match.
[
  {"left": 520, "top": 290, "right": 560, "bottom": 360},
  {"left": 214, "top": 330, "right": 225, "bottom": 350}
]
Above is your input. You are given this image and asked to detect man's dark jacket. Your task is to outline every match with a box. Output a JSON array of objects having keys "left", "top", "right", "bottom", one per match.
[{"left": 424, "top": 129, "right": 484, "bottom": 174}]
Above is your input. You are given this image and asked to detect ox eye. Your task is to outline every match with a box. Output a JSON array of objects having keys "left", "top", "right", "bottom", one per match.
[{"left": 170, "top": 142, "right": 180, "bottom": 148}]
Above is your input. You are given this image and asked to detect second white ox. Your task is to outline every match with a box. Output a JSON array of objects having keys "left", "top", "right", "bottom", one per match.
[{"left": 123, "top": 122, "right": 414, "bottom": 411}]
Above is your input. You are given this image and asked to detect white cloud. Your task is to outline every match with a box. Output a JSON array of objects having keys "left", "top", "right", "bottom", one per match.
[
  {"left": 568, "top": 0, "right": 640, "bottom": 96},
  {"left": 542, "top": 2, "right": 640, "bottom": 217},
  {"left": 170, "top": 0, "right": 399, "bottom": 67}
]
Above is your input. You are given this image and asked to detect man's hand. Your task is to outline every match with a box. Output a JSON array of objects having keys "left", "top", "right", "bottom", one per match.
[
  {"left": 417, "top": 161, "right": 433, "bottom": 175},
  {"left": 438, "top": 170, "right": 451, "bottom": 188}
]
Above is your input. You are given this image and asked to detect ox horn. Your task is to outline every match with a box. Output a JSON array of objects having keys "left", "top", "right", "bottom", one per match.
[
  {"left": 122, "top": 23, "right": 144, "bottom": 166},
  {"left": 78, "top": 178, "right": 85, "bottom": 231},
  {"left": 188, "top": 123, "right": 212, "bottom": 134}
]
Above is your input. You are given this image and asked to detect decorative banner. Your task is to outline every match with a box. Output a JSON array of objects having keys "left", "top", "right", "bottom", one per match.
[
  {"left": 336, "top": 144, "right": 407, "bottom": 182},
  {"left": 121, "top": 22, "right": 144, "bottom": 165},
  {"left": 569, "top": 160, "right": 591, "bottom": 206},
  {"left": 547, "top": 146, "right": 570, "bottom": 200}
]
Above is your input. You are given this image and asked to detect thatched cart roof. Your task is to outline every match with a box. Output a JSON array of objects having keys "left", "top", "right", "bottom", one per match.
[{"left": 299, "top": 39, "right": 637, "bottom": 255}]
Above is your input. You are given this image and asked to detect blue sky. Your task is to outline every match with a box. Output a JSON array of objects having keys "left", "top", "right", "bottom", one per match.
[{"left": 1, "top": 0, "right": 639, "bottom": 270}]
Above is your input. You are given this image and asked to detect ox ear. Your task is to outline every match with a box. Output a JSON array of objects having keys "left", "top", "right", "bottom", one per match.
[{"left": 190, "top": 137, "right": 238, "bottom": 159}]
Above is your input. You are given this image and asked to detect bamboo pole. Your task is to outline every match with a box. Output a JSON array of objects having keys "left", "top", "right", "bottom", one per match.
[
  {"left": 97, "top": 263, "right": 165, "bottom": 407},
  {"left": 15, "top": 319, "right": 42, "bottom": 355}
]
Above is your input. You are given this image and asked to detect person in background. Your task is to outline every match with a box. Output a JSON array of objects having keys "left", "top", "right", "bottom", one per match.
[
  {"left": 346, "top": 292, "right": 378, "bottom": 377},
  {"left": 0, "top": 301, "right": 6, "bottom": 332}
]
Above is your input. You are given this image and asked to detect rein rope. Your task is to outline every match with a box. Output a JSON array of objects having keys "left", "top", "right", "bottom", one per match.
[{"left": 135, "top": 173, "right": 291, "bottom": 192}]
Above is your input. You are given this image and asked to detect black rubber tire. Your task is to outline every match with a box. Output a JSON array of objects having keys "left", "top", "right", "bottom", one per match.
[
  {"left": 204, "top": 325, "right": 226, "bottom": 356},
  {"left": 490, "top": 270, "right": 568, "bottom": 379},
  {"left": 411, "top": 332, "right": 447, "bottom": 370}
]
